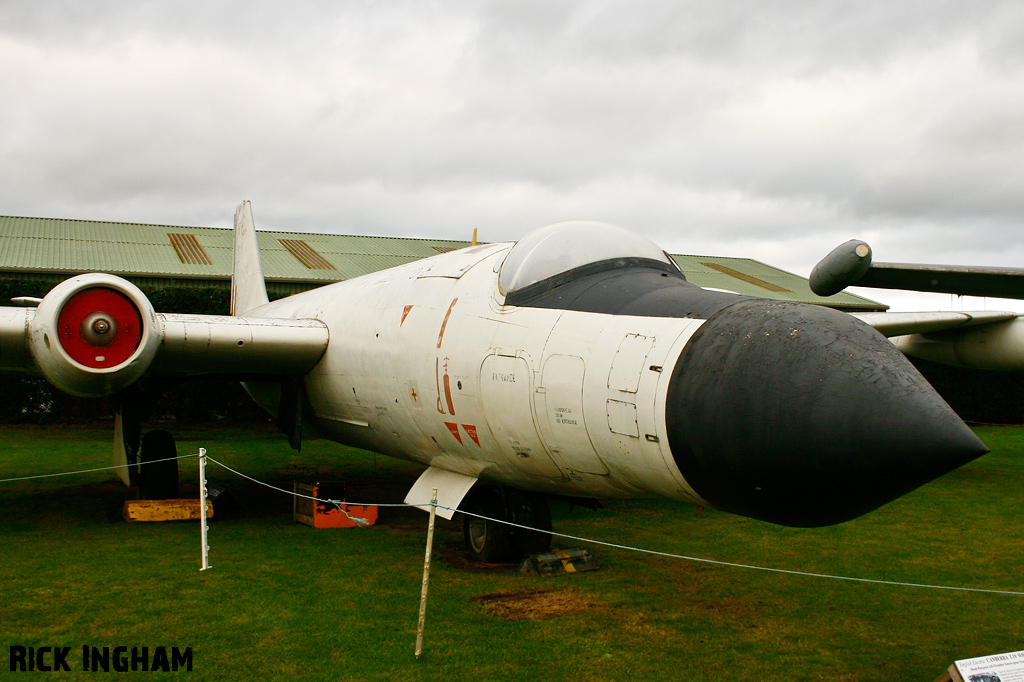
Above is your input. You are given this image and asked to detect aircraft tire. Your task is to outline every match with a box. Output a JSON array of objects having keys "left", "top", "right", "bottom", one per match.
[
  {"left": 462, "top": 487, "right": 513, "bottom": 563},
  {"left": 507, "top": 490, "right": 552, "bottom": 556},
  {"left": 138, "top": 429, "right": 179, "bottom": 500}
]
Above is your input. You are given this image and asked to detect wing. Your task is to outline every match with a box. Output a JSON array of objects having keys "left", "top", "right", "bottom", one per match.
[
  {"left": 853, "top": 310, "right": 1024, "bottom": 371},
  {"left": 0, "top": 276, "right": 327, "bottom": 397},
  {"left": 0, "top": 200, "right": 328, "bottom": 398},
  {"left": 854, "top": 263, "right": 1024, "bottom": 299},
  {"left": 810, "top": 240, "right": 1024, "bottom": 371},
  {"left": 810, "top": 239, "right": 1024, "bottom": 300},
  {"left": 852, "top": 310, "right": 1019, "bottom": 337}
]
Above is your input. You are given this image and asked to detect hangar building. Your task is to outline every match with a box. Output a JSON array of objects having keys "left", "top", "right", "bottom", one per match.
[
  {"left": 0, "top": 214, "right": 885, "bottom": 311},
  {"left": 6, "top": 214, "right": 1023, "bottom": 426}
]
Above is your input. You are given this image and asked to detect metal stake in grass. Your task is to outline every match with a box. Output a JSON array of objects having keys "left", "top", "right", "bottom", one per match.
[
  {"left": 415, "top": 487, "right": 438, "bottom": 659},
  {"left": 198, "top": 448, "right": 211, "bottom": 572}
]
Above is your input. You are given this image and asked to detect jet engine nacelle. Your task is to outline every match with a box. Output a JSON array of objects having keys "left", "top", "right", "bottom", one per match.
[{"left": 28, "top": 274, "right": 162, "bottom": 397}]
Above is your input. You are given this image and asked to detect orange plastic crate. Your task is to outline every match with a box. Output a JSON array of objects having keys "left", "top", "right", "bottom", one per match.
[{"left": 293, "top": 482, "right": 378, "bottom": 528}]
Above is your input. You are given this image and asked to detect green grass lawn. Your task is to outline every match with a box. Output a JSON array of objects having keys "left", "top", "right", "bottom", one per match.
[{"left": 0, "top": 423, "right": 1021, "bottom": 681}]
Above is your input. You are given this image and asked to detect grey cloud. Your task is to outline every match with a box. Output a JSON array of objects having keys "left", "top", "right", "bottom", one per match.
[
  {"left": 473, "top": 1, "right": 1024, "bottom": 70},
  {"left": 1, "top": 1, "right": 1022, "bottom": 312}
]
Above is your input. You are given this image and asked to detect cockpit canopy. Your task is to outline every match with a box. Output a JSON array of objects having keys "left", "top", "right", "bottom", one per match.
[{"left": 498, "top": 221, "right": 679, "bottom": 296}]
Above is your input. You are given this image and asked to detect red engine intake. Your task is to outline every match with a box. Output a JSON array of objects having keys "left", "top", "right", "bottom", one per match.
[
  {"left": 56, "top": 287, "right": 144, "bottom": 369},
  {"left": 29, "top": 274, "right": 161, "bottom": 397}
]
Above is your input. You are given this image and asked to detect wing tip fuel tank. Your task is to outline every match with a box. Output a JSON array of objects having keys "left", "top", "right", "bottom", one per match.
[{"left": 809, "top": 239, "right": 872, "bottom": 297}]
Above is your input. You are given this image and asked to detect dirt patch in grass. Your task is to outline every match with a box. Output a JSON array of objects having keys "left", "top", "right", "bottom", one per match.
[{"left": 471, "top": 588, "right": 596, "bottom": 620}]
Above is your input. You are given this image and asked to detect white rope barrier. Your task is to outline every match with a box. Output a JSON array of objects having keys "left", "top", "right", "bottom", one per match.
[
  {"left": 444, "top": 506, "right": 1024, "bottom": 597},
  {"left": 0, "top": 453, "right": 198, "bottom": 483},
  {"left": 204, "top": 456, "right": 403, "bottom": 526},
  {"left": 204, "top": 458, "right": 1024, "bottom": 598},
  {"left": 3, "top": 452, "right": 1021, "bottom": 598}
]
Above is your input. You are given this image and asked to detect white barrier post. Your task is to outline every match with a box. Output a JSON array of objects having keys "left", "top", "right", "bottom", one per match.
[
  {"left": 414, "top": 488, "right": 438, "bottom": 659},
  {"left": 198, "top": 448, "right": 211, "bottom": 571}
]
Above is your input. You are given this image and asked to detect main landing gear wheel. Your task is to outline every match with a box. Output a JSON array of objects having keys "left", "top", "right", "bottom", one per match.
[
  {"left": 137, "top": 429, "right": 179, "bottom": 500},
  {"left": 461, "top": 486, "right": 552, "bottom": 563}
]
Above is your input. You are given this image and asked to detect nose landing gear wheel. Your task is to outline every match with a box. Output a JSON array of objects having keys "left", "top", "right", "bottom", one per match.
[
  {"left": 463, "top": 490, "right": 512, "bottom": 563},
  {"left": 461, "top": 486, "right": 551, "bottom": 563}
]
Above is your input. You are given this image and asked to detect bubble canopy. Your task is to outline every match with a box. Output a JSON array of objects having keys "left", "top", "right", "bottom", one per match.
[{"left": 498, "top": 221, "right": 677, "bottom": 296}]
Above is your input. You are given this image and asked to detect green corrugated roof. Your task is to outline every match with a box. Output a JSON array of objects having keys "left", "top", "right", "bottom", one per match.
[
  {"left": 670, "top": 254, "right": 883, "bottom": 310},
  {"left": 0, "top": 215, "right": 467, "bottom": 283},
  {"left": 0, "top": 215, "right": 886, "bottom": 311}
]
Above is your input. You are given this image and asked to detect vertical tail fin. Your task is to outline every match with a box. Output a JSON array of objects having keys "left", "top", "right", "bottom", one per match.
[{"left": 231, "top": 200, "right": 271, "bottom": 316}]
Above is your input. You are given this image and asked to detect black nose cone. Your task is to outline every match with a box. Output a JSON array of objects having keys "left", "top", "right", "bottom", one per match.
[{"left": 666, "top": 299, "right": 988, "bottom": 527}]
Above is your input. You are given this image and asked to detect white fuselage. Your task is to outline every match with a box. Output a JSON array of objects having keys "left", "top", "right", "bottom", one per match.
[{"left": 250, "top": 243, "right": 706, "bottom": 504}]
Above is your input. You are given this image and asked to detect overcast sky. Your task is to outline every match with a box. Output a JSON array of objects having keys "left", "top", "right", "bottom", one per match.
[{"left": 2, "top": 1, "right": 1023, "bottom": 311}]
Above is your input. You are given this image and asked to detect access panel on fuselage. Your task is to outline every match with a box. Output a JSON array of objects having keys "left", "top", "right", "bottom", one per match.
[
  {"left": 480, "top": 354, "right": 563, "bottom": 478},
  {"left": 537, "top": 354, "right": 608, "bottom": 475},
  {"left": 607, "top": 333, "right": 655, "bottom": 393}
]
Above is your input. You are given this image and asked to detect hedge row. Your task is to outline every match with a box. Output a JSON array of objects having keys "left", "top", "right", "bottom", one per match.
[{"left": 910, "top": 359, "right": 1023, "bottom": 425}]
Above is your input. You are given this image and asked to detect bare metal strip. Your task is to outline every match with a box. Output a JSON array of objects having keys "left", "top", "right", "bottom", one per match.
[
  {"left": 168, "top": 233, "right": 214, "bottom": 265},
  {"left": 700, "top": 262, "right": 792, "bottom": 293},
  {"left": 279, "top": 239, "right": 336, "bottom": 270}
]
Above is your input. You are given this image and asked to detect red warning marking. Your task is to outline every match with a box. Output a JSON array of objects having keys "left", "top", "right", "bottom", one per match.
[
  {"left": 444, "top": 422, "right": 463, "bottom": 444},
  {"left": 462, "top": 424, "right": 480, "bottom": 446},
  {"left": 435, "top": 358, "right": 445, "bottom": 414},
  {"left": 443, "top": 371, "right": 456, "bottom": 416},
  {"left": 436, "top": 298, "right": 458, "bottom": 348},
  {"left": 401, "top": 305, "right": 413, "bottom": 326}
]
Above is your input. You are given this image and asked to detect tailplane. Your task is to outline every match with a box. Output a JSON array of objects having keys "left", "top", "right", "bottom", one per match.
[{"left": 231, "top": 200, "right": 271, "bottom": 315}]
